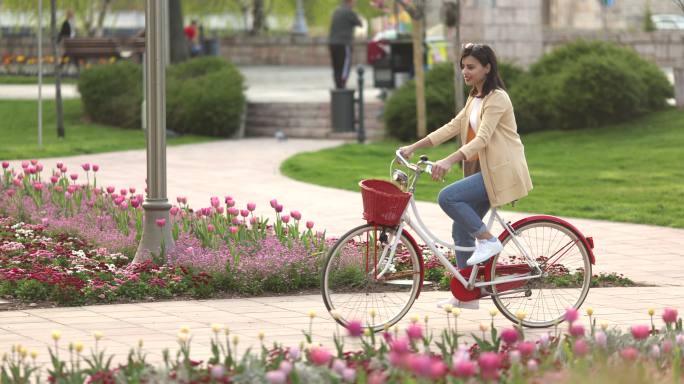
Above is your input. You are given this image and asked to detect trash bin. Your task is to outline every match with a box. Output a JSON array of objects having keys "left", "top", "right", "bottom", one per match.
[
  {"left": 203, "top": 38, "right": 220, "bottom": 56},
  {"left": 330, "top": 89, "right": 355, "bottom": 132}
]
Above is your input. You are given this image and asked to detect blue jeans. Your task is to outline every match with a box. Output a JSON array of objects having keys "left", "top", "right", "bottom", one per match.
[{"left": 437, "top": 172, "right": 491, "bottom": 269}]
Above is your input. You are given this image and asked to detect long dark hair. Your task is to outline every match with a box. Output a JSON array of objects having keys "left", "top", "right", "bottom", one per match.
[{"left": 460, "top": 43, "right": 506, "bottom": 97}]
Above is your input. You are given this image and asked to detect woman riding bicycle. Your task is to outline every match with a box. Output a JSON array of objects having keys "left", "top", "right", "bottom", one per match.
[{"left": 399, "top": 43, "right": 533, "bottom": 309}]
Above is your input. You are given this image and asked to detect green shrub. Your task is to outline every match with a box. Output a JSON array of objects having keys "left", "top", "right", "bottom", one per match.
[
  {"left": 77, "top": 61, "right": 142, "bottom": 128},
  {"left": 15, "top": 279, "right": 51, "bottom": 301},
  {"left": 384, "top": 61, "right": 524, "bottom": 141},
  {"left": 166, "top": 57, "right": 246, "bottom": 137}
]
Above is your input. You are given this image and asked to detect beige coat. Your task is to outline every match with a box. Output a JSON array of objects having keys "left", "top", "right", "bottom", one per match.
[{"left": 426, "top": 89, "right": 533, "bottom": 207}]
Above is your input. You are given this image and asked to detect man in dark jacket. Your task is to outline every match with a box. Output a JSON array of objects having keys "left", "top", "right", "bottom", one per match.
[
  {"left": 329, "top": 0, "right": 362, "bottom": 89},
  {"left": 58, "top": 9, "right": 75, "bottom": 43}
]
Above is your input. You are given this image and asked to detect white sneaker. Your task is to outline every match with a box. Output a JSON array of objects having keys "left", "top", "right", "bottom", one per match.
[
  {"left": 466, "top": 238, "right": 503, "bottom": 266},
  {"left": 436, "top": 297, "right": 480, "bottom": 310}
]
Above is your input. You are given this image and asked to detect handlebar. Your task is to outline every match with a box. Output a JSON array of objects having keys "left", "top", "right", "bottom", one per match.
[{"left": 395, "top": 150, "right": 434, "bottom": 175}]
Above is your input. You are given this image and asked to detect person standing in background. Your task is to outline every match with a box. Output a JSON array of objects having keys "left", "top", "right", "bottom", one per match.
[
  {"left": 57, "top": 9, "right": 76, "bottom": 43},
  {"left": 329, "top": 0, "right": 362, "bottom": 89}
]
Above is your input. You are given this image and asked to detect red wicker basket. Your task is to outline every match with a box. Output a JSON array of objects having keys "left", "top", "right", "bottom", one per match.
[{"left": 359, "top": 179, "right": 412, "bottom": 226}]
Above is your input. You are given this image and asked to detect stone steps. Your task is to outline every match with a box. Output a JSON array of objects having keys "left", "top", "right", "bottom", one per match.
[{"left": 245, "top": 101, "right": 385, "bottom": 140}]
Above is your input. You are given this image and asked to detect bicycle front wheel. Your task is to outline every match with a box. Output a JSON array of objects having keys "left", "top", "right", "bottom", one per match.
[
  {"left": 490, "top": 219, "right": 592, "bottom": 328},
  {"left": 321, "top": 224, "right": 421, "bottom": 332}
]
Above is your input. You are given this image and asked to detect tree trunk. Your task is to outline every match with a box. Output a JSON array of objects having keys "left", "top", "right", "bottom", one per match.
[
  {"left": 50, "top": 0, "right": 65, "bottom": 138},
  {"left": 412, "top": 17, "right": 427, "bottom": 138},
  {"left": 452, "top": 1, "right": 465, "bottom": 112},
  {"left": 168, "top": 0, "right": 189, "bottom": 63},
  {"left": 251, "top": 0, "right": 266, "bottom": 35},
  {"left": 94, "top": 0, "right": 112, "bottom": 37}
]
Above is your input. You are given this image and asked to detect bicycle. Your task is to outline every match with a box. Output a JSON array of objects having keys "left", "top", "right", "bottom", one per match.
[{"left": 321, "top": 150, "right": 596, "bottom": 331}]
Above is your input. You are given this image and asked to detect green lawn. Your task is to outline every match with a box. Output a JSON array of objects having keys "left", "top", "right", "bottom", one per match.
[
  {"left": 282, "top": 109, "right": 684, "bottom": 228},
  {"left": 0, "top": 75, "right": 78, "bottom": 85},
  {"left": 0, "top": 99, "right": 216, "bottom": 160}
]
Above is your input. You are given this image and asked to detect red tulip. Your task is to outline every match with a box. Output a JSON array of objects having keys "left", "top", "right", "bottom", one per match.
[
  {"left": 501, "top": 328, "right": 518, "bottom": 345},
  {"left": 92, "top": 164, "right": 99, "bottom": 172},
  {"left": 155, "top": 218, "right": 166, "bottom": 228},
  {"left": 306, "top": 221, "right": 314, "bottom": 229},
  {"left": 81, "top": 163, "right": 90, "bottom": 171},
  {"left": 631, "top": 325, "right": 650, "bottom": 340},
  {"left": 2, "top": 161, "right": 10, "bottom": 169}
]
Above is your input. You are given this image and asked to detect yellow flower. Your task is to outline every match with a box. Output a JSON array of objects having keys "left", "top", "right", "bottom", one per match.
[
  {"left": 258, "top": 331, "right": 265, "bottom": 341},
  {"left": 179, "top": 326, "right": 191, "bottom": 334},
  {"left": 232, "top": 335, "right": 239, "bottom": 346},
  {"left": 93, "top": 331, "right": 104, "bottom": 340},
  {"left": 489, "top": 308, "right": 499, "bottom": 317},
  {"left": 600, "top": 321, "right": 610, "bottom": 331},
  {"left": 177, "top": 332, "right": 190, "bottom": 343},
  {"left": 51, "top": 330, "right": 62, "bottom": 341},
  {"left": 19, "top": 346, "right": 28, "bottom": 358},
  {"left": 330, "top": 310, "right": 341, "bottom": 320},
  {"left": 515, "top": 310, "right": 527, "bottom": 321},
  {"left": 211, "top": 323, "right": 223, "bottom": 334},
  {"left": 369, "top": 309, "right": 377, "bottom": 319},
  {"left": 308, "top": 310, "right": 317, "bottom": 319},
  {"left": 648, "top": 308, "right": 655, "bottom": 316},
  {"left": 138, "top": 339, "right": 144, "bottom": 348},
  {"left": 410, "top": 315, "right": 420, "bottom": 324},
  {"left": 479, "top": 323, "right": 489, "bottom": 332},
  {"left": 443, "top": 303, "right": 454, "bottom": 313},
  {"left": 30, "top": 350, "right": 38, "bottom": 360},
  {"left": 363, "top": 328, "right": 372, "bottom": 337},
  {"left": 224, "top": 327, "right": 231, "bottom": 336},
  {"left": 451, "top": 307, "right": 461, "bottom": 317},
  {"left": 74, "top": 342, "right": 84, "bottom": 354},
  {"left": 586, "top": 308, "right": 594, "bottom": 316}
]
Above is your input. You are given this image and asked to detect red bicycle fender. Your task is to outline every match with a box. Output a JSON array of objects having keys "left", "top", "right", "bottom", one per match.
[
  {"left": 497, "top": 215, "right": 596, "bottom": 265},
  {"left": 401, "top": 230, "right": 425, "bottom": 299}
]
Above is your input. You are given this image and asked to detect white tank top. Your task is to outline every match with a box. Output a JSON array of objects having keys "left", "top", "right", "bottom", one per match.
[{"left": 469, "top": 97, "right": 483, "bottom": 131}]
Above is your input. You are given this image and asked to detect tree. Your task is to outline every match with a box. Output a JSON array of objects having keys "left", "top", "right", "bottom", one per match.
[
  {"left": 396, "top": 0, "right": 427, "bottom": 138},
  {"left": 443, "top": 0, "right": 464, "bottom": 113},
  {"left": 674, "top": 0, "right": 684, "bottom": 13}
]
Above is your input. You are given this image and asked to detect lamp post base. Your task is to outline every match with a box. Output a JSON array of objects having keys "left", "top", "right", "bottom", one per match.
[{"left": 133, "top": 198, "right": 174, "bottom": 263}]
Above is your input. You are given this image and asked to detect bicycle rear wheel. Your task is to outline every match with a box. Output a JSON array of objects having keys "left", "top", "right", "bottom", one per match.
[
  {"left": 490, "top": 219, "right": 592, "bottom": 328},
  {"left": 321, "top": 224, "right": 421, "bottom": 332}
]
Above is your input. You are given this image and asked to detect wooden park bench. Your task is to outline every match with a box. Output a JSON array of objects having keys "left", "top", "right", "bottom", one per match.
[{"left": 62, "top": 37, "right": 146, "bottom": 69}]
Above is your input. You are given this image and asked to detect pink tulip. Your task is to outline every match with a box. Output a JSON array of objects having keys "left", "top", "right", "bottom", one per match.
[
  {"left": 155, "top": 218, "right": 166, "bottom": 228},
  {"left": 170, "top": 207, "right": 180, "bottom": 216},
  {"left": 565, "top": 308, "right": 579, "bottom": 324},
  {"left": 620, "top": 347, "right": 639, "bottom": 361},
  {"left": 346, "top": 320, "right": 363, "bottom": 337},
  {"left": 50, "top": 176, "right": 58, "bottom": 184},
  {"left": 226, "top": 199, "right": 235, "bottom": 207},
  {"left": 281, "top": 215, "right": 290, "bottom": 224},
  {"left": 54, "top": 186, "right": 63, "bottom": 193},
  {"left": 240, "top": 209, "right": 249, "bottom": 217},
  {"left": 342, "top": 368, "right": 356, "bottom": 383},
  {"left": 232, "top": 217, "right": 241, "bottom": 225},
  {"left": 526, "top": 359, "right": 538, "bottom": 371},
  {"left": 308, "top": 346, "right": 332, "bottom": 366},
  {"left": 27, "top": 166, "right": 36, "bottom": 174},
  {"left": 367, "top": 371, "right": 388, "bottom": 384},
  {"left": 6, "top": 189, "right": 16, "bottom": 197},
  {"left": 12, "top": 178, "right": 21, "bottom": 187},
  {"left": 41, "top": 218, "right": 49, "bottom": 226},
  {"left": 478, "top": 352, "right": 501, "bottom": 380},
  {"left": 265, "top": 370, "right": 286, "bottom": 384},
  {"left": 36, "top": 164, "right": 43, "bottom": 172},
  {"left": 92, "top": 164, "right": 99, "bottom": 172},
  {"left": 662, "top": 340, "right": 673, "bottom": 354},
  {"left": 501, "top": 328, "right": 518, "bottom": 345},
  {"left": 61, "top": 166, "right": 67, "bottom": 172},
  {"left": 406, "top": 323, "right": 423, "bottom": 340},
  {"left": 247, "top": 202, "right": 256, "bottom": 211},
  {"left": 65, "top": 192, "right": 71, "bottom": 199},
  {"left": 207, "top": 224, "right": 215, "bottom": 233},
  {"left": 270, "top": 198, "right": 278, "bottom": 208},
  {"left": 517, "top": 341, "right": 536, "bottom": 357},
  {"left": 2, "top": 161, "right": 10, "bottom": 169},
  {"left": 631, "top": 325, "right": 650, "bottom": 340},
  {"left": 21, "top": 161, "right": 28, "bottom": 168},
  {"left": 30, "top": 159, "right": 38, "bottom": 165},
  {"left": 407, "top": 354, "right": 431, "bottom": 377},
  {"left": 210, "top": 196, "right": 220, "bottom": 208},
  {"left": 594, "top": 331, "right": 607, "bottom": 348},
  {"left": 106, "top": 186, "right": 115, "bottom": 194},
  {"left": 119, "top": 201, "right": 128, "bottom": 210},
  {"left": 120, "top": 189, "right": 128, "bottom": 196},
  {"left": 224, "top": 195, "right": 233, "bottom": 204},
  {"left": 291, "top": 210, "right": 302, "bottom": 220},
  {"left": 70, "top": 174, "right": 78, "bottom": 181},
  {"left": 250, "top": 216, "right": 258, "bottom": 225},
  {"left": 677, "top": 334, "right": 684, "bottom": 346},
  {"left": 429, "top": 359, "right": 448, "bottom": 380},
  {"left": 114, "top": 196, "right": 125, "bottom": 206},
  {"left": 210, "top": 365, "right": 225, "bottom": 379},
  {"left": 452, "top": 359, "right": 477, "bottom": 378},
  {"left": 229, "top": 226, "right": 239, "bottom": 234},
  {"left": 650, "top": 345, "right": 661, "bottom": 359},
  {"left": 129, "top": 187, "right": 136, "bottom": 194},
  {"left": 390, "top": 337, "right": 410, "bottom": 354},
  {"left": 275, "top": 204, "right": 283, "bottom": 213},
  {"left": 279, "top": 361, "right": 293, "bottom": 375},
  {"left": 569, "top": 323, "right": 585, "bottom": 338},
  {"left": 306, "top": 221, "right": 314, "bottom": 229},
  {"left": 215, "top": 206, "right": 224, "bottom": 214},
  {"left": 81, "top": 163, "right": 90, "bottom": 171},
  {"left": 573, "top": 339, "right": 589, "bottom": 357},
  {"left": 131, "top": 199, "right": 140, "bottom": 208},
  {"left": 228, "top": 207, "right": 239, "bottom": 216},
  {"left": 33, "top": 182, "right": 44, "bottom": 190},
  {"left": 662, "top": 308, "right": 678, "bottom": 324},
  {"left": 56, "top": 162, "right": 63, "bottom": 169},
  {"left": 67, "top": 185, "right": 77, "bottom": 194}
]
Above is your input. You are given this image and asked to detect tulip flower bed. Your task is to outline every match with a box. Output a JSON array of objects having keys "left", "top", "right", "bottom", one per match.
[
  {"left": 2, "top": 307, "right": 684, "bottom": 383},
  {"left": 0, "top": 160, "right": 327, "bottom": 306}
]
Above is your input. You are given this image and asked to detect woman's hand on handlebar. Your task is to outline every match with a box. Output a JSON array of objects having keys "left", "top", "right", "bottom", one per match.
[
  {"left": 431, "top": 158, "right": 454, "bottom": 182},
  {"left": 398, "top": 145, "right": 415, "bottom": 160}
]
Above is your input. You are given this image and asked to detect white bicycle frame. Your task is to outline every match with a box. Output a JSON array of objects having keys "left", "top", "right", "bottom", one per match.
[{"left": 374, "top": 152, "right": 543, "bottom": 292}]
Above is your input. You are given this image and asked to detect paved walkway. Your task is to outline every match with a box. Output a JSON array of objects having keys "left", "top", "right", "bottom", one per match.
[{"left": 2, "top": 139, "right": 684, "bottom": 366}]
